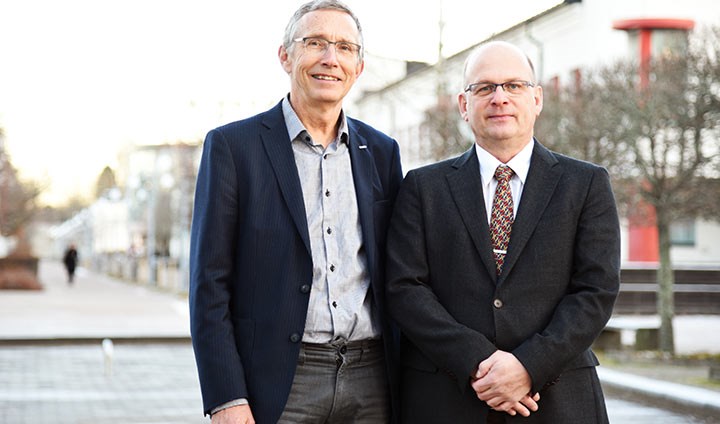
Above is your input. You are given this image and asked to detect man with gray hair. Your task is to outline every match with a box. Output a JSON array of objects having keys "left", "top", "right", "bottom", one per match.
[{"left": 189, "top": 1, "right": 402, "bottom": 423}]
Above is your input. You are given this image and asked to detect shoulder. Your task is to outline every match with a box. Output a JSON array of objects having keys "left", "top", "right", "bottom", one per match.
[
  {"left": 534, "top": 141, "right": 607, "bottom": 175},
  {"left": 407, "top": 149, "right": 472, "bottom": 178},
  {"left": 211, "top": 101, "right": 283, "bottom": 138},
  {"left": 347, "top": 117, "right": 395, "bottom": 146},
  {"left": 200, "top": 102, "right": 286, "bottom": 156}
]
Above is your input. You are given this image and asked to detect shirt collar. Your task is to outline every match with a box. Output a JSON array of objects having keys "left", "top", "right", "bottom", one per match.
[
  {"left": 282, "top": 94, "right": 349, "bottom": 145},
  {"left": 475, "top": 138, "right": 534, "bottom": 187}
]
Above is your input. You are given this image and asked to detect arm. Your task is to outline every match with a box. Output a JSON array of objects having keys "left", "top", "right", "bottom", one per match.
[
  {"left": 190, "top": 129, "right": 249, "bottom": 415},
  {"left": 510, "top": 166, "right": 621, "bottom": 393}
]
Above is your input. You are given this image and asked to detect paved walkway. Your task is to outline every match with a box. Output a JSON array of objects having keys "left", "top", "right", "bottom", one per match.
[
  {"left": 1, "top": 260, "right": 719, "bottom": 422},
  {"left": 0, "top": 260, "right": 189, "bottom": 342}
]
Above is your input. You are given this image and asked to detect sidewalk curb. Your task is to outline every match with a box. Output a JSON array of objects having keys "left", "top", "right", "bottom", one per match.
[
  {"left": 0, "top": 336, "right": 191, "bottom": 347},
  {"left": 598, "top": 366, "right": 720, "bottom": 417}
]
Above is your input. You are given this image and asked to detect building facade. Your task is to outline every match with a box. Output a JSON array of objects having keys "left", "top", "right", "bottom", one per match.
[{"left": 351, "top": 0, "right": 720, "bottom": 267}]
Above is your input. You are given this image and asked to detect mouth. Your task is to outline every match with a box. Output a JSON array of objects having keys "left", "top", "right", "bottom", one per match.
[
  {"left": 488, "top": 114, "right": 513, "bottom": 120},
  {"left": 312, "top": 74, "right": 341, "bottom": 82}
]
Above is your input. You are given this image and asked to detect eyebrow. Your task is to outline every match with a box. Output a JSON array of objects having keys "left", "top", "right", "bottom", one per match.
[{"left": 302, "top": 34, "right": 358, "bottom": 43}]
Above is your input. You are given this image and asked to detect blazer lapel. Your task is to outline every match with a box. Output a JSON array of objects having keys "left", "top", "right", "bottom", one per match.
[
  {"left": 347, "top": 122, "right": 377, "bottom": 274},
  {"left": 446, "top": 148, "right": 498, "bottom": 281},
  {"left": 260, "top": 103, "right": 312, "bottom": 255},
  {"left": 500, "top": 140, "right": 562, "bottom": 280}
]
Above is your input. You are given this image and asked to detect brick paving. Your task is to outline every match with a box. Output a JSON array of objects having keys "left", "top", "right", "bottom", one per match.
[{"left": 0, "top": 343, "right": 207, "bottom": 424}]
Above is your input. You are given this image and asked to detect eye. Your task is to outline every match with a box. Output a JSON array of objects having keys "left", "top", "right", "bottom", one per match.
[
  {"left": 305, "top": 38, "right": 325, "bottom": 48},
  {"left": 505, "top": 82, "right": 522, "bottom": 91},
  {"left": 336, "top": 42, "right": 353, "bottom": 52},
  {"left": 476, "top": 84, "right": 495, "bottom": 95}
]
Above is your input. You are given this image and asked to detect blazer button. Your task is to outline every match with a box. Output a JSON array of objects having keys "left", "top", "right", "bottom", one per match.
[
  {"left": 289, "top": 333, "right": 301, "bottom": 343},
  {"left": 300, "top": 284, "right": 311, "bottom": 294},
  {"left": 493, "top": 299, "right": 503, "bottom": 309}
]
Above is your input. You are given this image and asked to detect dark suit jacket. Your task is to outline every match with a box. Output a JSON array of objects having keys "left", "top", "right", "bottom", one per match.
[
  {"left": 189, "top": 100, "right": 403, "bottom": 423},
  {"left": 386, "top": 141, "right": 620, "bottom": 424}
]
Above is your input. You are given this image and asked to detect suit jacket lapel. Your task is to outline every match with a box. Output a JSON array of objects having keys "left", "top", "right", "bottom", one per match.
[
  {"left": 446, "top": 148, "right": 498, "bottom": 281},
  {"left": 260, "top": 103, "right": 312, "bottom": 255},
  {"left": 500, "top": 140, "right": 562, "bottom": 280},
  {"left": 347, "top": 122, "right": 377, "bottom": 275}
]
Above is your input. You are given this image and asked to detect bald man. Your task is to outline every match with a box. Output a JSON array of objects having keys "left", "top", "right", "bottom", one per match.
[{"left": 385, "top": 41, "right": 620, "bottom": 423}]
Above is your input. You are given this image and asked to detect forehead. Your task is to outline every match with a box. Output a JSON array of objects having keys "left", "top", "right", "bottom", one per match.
[
  {"left": 296, "top": 9, "right": 360, "bottom": 41},
  {"left": 466, "top": 45, "right": 534, "bottom": 82}
]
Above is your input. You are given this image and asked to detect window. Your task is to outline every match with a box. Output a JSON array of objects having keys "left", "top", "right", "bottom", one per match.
[{"left": 669, "top": 219, "right": 695, "bottom": 246}]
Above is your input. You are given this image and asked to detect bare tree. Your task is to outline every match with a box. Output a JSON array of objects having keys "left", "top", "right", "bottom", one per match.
[
  {"left": 536, "top": 26, "right": 720, "bottom": 354},
  {"left": 0, "top": 130, "right": 42, "bottom": 256},
  {"left": 422, "top": 94, "right": 470, "bottom": 161}
]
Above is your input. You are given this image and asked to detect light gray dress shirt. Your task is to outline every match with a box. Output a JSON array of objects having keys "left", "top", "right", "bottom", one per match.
[{"left": 282, "top": 96, "right": 379, "bottom": 344}]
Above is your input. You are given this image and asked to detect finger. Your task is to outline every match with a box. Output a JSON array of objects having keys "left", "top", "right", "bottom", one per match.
[
  {"left": 520, "top": 393, "right": 539, "bottom": 411},
  {"left": 519, "top": 396, "right": 538, "bottom": 412},
  {"left": 510, "top": 402, "right": 531, "bottom": 417},
  {"left": 470, "top": 380, "right": 492, "bottom": 398},
  {"left": 475, "top": 362, "right": 490, "bottom": 379}
]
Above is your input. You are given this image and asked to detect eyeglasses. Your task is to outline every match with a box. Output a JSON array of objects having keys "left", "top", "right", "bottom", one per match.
[
  {"left": 293, "top": 37, "right": 362, "bottom": 60},
  {"left": 464, "top": 80, "right": 535, "bottom": 97}
]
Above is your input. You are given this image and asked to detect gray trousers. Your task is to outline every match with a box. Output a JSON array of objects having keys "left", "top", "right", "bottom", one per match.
[{"left": 277, "top": 338, "right": 390, "bottom": 424}]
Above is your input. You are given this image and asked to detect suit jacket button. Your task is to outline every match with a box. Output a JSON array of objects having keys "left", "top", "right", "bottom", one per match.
[
  {"left": 300, "top": 284, "right": 311, "bottom": 294},
  {"left": 289, "top": 333, "right": 301, "bottom": 343},
  {"left": 493, "top": 299, "right": 503, "bottom": 309}
]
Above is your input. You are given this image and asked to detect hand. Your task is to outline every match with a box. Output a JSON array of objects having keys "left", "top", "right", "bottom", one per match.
[
  {"left": 503, "top": 392, "right": 540, "bottom": 417},
  {"left": 470, "top": 350, "right": 534, "bottom": 415},
  {"left": 211, "top": 404, "right": 255, "bottom": 424}
]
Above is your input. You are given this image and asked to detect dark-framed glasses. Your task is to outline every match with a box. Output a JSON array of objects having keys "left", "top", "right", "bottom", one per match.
[
  {"left": 464, "top": 80, "right": 535, "bottom": 97},
  {"left": 293, "top": 36, "right": 361, "bottom": 59}
]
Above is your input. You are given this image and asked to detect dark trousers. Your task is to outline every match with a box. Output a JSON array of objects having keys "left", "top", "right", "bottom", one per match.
[
  {"left": 487, "top": 410, "right": 506, "bottom": 423},
  {"left": 277, "top": 338, "right": 390, "bottom": 424}
]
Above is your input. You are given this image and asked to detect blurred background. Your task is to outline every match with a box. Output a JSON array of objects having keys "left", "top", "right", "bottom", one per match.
[
  {"left": 0, "top": 0, "right": 719, "bottom": 339},
  {"left": 1, "top": 1, "right": 720, "bottom": 422}
]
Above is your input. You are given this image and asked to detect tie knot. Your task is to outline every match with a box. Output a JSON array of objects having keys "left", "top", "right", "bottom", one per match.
[{"left": 494, "top": 165, "right": 514, "bottom": 182}]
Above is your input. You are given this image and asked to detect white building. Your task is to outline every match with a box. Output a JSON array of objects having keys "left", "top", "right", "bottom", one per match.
[{"left": 351, "top": 0, "right": 720, "bottom": 266}]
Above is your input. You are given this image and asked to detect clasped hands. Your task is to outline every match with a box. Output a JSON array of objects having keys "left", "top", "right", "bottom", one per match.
[{"left": 470, "top": 350, "right": 540, "bottom": 417}]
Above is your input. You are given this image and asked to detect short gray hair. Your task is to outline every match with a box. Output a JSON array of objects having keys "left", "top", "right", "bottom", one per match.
[{"left": 282, "top": 0, "right": 364, "bottom": 61}]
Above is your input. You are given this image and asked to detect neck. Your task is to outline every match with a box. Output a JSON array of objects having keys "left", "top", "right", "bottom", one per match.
[
  {"left": 290, "top": 97, "right": 343, "bottom": 148},
  {"left": 477, "top": 137, "right": 532, "bottom": 164}
]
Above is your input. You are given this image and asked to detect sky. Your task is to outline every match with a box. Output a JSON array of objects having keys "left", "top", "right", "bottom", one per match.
[{"left": 0, "top": 0, "right": 561, "bottom": 206}]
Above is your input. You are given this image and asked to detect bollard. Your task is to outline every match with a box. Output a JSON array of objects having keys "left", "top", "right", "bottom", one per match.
[{"left": 102, "top": 338, "right": 114, "bottom": 377}]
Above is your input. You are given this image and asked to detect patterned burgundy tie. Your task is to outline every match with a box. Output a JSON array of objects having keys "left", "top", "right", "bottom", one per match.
[{"left": 490, "top": 165, "right": 515, "bottom": 275}]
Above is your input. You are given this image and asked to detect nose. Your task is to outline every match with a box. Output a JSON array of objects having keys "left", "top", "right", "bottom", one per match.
[
  {"left": 490, "top": 85, "right": 510, "bottom": 104},
  {"left": 320, "top": 44, "right": 340, "bottom": 65}
]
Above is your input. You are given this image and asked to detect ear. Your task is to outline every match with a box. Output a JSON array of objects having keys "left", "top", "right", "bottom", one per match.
[
  {"left": 534, "top": 85, "right": 544, "bottom": 116},
  {"left": 279, "top": 45, "right": 292, "bottom": 74},
  {"left": 457, "top": 92, "right": 469, "bottom": 121},
  {"left": 355, "top": 59, "right": 365, "bottom": 77}
]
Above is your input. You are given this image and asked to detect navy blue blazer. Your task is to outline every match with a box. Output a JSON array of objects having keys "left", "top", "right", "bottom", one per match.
[{"left": 189, "top": 100, "right": 403, "bottom": 422}]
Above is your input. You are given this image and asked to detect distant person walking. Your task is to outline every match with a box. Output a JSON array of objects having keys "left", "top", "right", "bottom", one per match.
[{"left": 62, "top": 244, "right": 78, "bottom": 284}]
